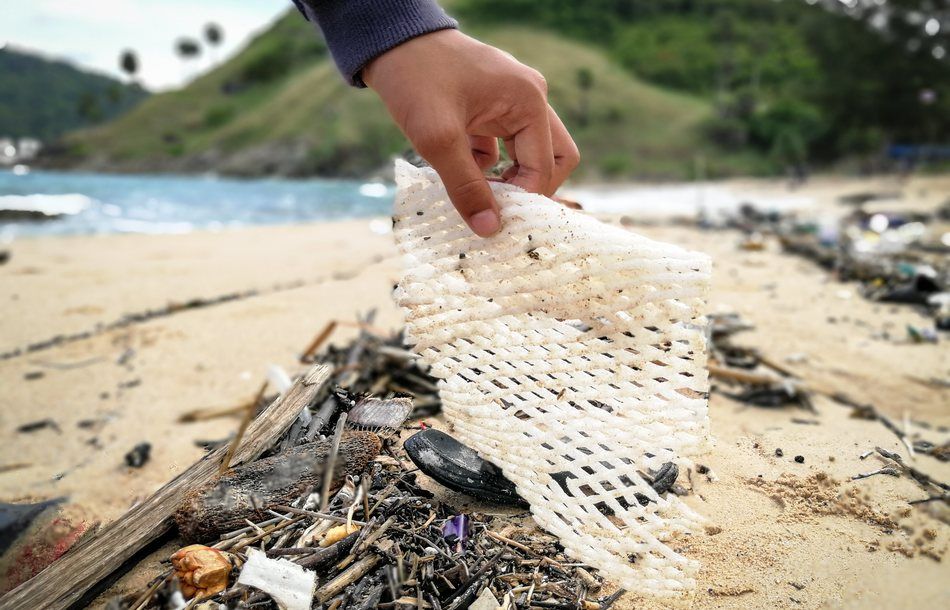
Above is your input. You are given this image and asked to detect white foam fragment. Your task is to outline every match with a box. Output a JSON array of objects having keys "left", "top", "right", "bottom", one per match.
[
  {"left": 237, "top": 548, "right": 316, "bottom": 610},
  {"left": 392, "top": 160, "right": 711, "bottom": 597}
]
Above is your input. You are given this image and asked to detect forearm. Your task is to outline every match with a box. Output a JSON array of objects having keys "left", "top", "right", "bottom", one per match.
[{"left": 292, "top": 0, "right": 457, "bottom": 87}]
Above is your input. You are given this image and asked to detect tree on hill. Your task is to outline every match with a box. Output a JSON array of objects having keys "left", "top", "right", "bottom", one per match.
[
  {"left": 204, "top": 23, "right": 224, "bottom": 64},
  {"left": 0, "top": 47, "right": 148, "bottom": 141},
  {"left": 175, "top": 37, "right": 202, "bottom": 80},
  {"left": 119, "top": 50, "right": 138, "bottom": 83}
]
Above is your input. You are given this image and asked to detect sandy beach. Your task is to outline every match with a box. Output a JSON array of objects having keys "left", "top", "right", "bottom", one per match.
[{"left": 1, "top": 174, "right": 948, "bottom": 608}]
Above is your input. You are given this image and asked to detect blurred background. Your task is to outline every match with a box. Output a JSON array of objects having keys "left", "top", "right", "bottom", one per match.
[{"left": 0, "top": 0, "right": 948, "bottom": 236}]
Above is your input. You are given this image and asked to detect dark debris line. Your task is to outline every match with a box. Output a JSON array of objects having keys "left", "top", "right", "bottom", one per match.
[{"left": 0, "top": 254, "right": 387, "bottom": 362}]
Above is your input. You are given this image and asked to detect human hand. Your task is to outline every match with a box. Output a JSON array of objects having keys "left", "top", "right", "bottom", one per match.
[{"left": 363, "top": 30, "right": 579, "bottom": 237}]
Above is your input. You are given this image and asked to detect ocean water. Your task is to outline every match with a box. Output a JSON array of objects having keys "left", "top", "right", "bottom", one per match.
[
  {"left": 1, "top": 167, "right": 816, "bottom": 240},
  {"left": 0, "top": 168, "right": 395, "bottom": 238}
]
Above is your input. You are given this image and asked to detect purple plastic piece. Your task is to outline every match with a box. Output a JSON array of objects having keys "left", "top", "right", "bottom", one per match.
[{"left": 441, "top": 514, "right": 470, "bottom": 551}]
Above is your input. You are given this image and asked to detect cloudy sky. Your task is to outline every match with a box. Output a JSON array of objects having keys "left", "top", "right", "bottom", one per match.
[{"left": 1, "top": 0, "right": 292, "bottom": 90}]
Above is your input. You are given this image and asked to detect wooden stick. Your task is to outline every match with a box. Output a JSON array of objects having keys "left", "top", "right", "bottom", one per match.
[
  {"left": 321, "top": 414, "right": 348, "bottom": 511},
  {"left": 0, "top": 364, "right": 332, "bottom": 610},
  {"left": 299, "top": 320, "right": 338, "bottom": 363},
  {"left": 219, "top": 380, "right": 268, "bottom": 474},
  {"left": 708, "top": 364, "right": 783, "bottom": 386},
  {"left": 316, "top": 554, "right": 381, "bottom": 603},
  {"left": 177, "top": 402, "right": 251, "bottom": 423}
]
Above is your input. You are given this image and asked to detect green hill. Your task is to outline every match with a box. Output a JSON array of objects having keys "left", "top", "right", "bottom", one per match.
[
  {"left": 0, "top": 47, "right": 147, "bottom": 142},
  {"left": 48, "top": 11, "right": 740, "bottom": 180},
  {"left": 456, "top": 0, "right": 950, "bottom": 170}
]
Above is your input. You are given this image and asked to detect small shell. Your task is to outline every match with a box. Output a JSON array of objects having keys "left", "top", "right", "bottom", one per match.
[{"left": 320, "top": 523, "right": 360, "bottom": 547}]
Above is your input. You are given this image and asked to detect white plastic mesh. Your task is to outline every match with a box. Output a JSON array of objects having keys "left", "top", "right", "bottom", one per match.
[{"left": 392, "top": 160, "right": 711, "bottom": 596}]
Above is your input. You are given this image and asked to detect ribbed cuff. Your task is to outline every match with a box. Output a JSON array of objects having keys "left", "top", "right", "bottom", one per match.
[{"left": 299, "top": 0, "right": 458, "bottom": 87}]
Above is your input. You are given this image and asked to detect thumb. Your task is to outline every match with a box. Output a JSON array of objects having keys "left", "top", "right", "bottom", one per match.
[{"left": 421, "top": 133, "right": 501, "bottom": 237}]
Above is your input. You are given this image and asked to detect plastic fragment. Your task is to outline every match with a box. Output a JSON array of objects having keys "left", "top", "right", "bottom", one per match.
[
  {"left": 237, "top": 548, "right": 316, "bottom": 610},
  {"left": 320, "top": 522, "right": 360, "bottom": 547}
]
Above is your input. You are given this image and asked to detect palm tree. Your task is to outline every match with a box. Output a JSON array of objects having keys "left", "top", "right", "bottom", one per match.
[
  {"left": 119, "top": 50, "right": 139, "bottom": 84},
  {"left": 175, "top": 37, "right": 202, "bottom": 81},
  {"left": 204, "top": 23, "right": 224, "bottom": 64}
]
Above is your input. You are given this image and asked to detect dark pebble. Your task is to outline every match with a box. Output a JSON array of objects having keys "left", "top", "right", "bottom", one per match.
[
  {"left": 124, "top": 442, "right": 151, "bottom": 468},
  {"left": 775, "top": 448, "right": 784, "bottom": 457},
  {"left": 794, "top": 455, "right": 805, "bottom": 464}
]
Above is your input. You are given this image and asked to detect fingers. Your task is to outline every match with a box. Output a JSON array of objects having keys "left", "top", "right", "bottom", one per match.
[
  {"left": 501, "top": 107, "right": 578, "bottom": 195},
  {"left": 506, "top": 114, "right": 554, "bottom": 195},
  {"left": 547, "top": 105, "right": 580, "bottom": 191},
  {"left": 469, "top": 135, "right": 499, "bottom": 170},
  {"left": 419, "top": 130, "right": 500, "bottom": 237}
]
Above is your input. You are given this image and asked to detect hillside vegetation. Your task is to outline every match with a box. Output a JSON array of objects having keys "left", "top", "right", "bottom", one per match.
[
  {"left": 51, "top": 11, "right": 742, "bottom": 180},
  {"left": 457, "top": 0, "right": 950, "bottom": 170},
  {"left": 0, "top": 48, "right": 147, "bottom": 141},
  {"left": 53, "top": 0, "right": 948, "bottom": 179}
]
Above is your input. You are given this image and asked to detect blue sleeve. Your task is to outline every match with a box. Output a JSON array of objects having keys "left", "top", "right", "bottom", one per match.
[{"left": 292, "top": 0, "right": 458, "bottom": 87}]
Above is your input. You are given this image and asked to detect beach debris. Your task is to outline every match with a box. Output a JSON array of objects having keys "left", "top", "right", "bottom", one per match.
[
  {"left": 170, "top": 544, "right": 232, "bottom": 599},
  {"left": 237, "top": 548, "right": 315, "bottom": 610},
  {"left": 707, "top": 313, "right": 815, "bottom": 412},
  {"left": 404, "top": 429, "right": 526, "bottom": 507},
  {"left": 0, "top": 499, "right": 62, "bottom": 555},
  {"left": 794, "top": 455, "right": 805, "bottom": 464},
  {"left": 267, "top": 364, "right": 294, "bottom": 393},
  {"left": 913, "top": 440, "right": 950, "bottom": 462},
  {"left": 470, "top": 587, "right": 500, "bottom": 610},
  {"left": 85, "top": 320, "right": 630, "bottom": 610},
  {"left": 393, "top": 160, "right": 710, "bottom": 595},
  {"left": 441, "top": 514, "right": 470, "bottom": 552},
  {"left": 174, "top": 432, "right": 381, "bottom": 542},
  {"left": 838, "top": 191, "right": 903, "bottom": 206},
  {"left": 15, "top": 419, "right": 60, "bottom": 434},
  {"left": 22, "top": 371, "right": 43, "bottom": 381},
  {"left": 299, "top": 320, "right": 338, "bottom": 362},
  {"left": 0, "top": 365, "right": 333, "bottom": 610},
  {"left": 346, "top": 396, "right": 413, "bottom": 435},
  {"left": 707, "top": 199, "right": 949, "bottom": 327},
  {"left": 0, "top": 513, "right": 94, "bottom": 596},
  {"left": 907, "top": 324, "right": 938, "bottom": 344},
  {"left": 739, "top": 232, "right": 766, "bottom": 251},
  {"left": 0, "top": 249, "right": 9, "bottom": 265},
  {"left": 873, "top": 447, "right": 950, "bottom": 504},
  {"left": 124, "top": 442, "right": 151, "bottom": 468},
  {"left": 831, "top": 393, "right": 920, "bottom": 459},
  {"left": 851, "top": 467, "right": 900, "bottom": 481},
  {"left": 775, "top": 448, "right": 784, "bottom": 457},
  {"left": 320, "top": 522, "right": 360, "bottom": 547}
]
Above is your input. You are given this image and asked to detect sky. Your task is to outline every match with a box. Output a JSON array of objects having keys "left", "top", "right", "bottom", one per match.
[{"left": 0, "top": 0, "right": 292, "bottom": 91}]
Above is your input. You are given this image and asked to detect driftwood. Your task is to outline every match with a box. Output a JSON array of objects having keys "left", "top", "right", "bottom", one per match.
[
  {"left": 708, "top": 363, "right": 783, "bottom": 386},
  {"left": 0, "top": 364, "right": 332, "bottom": 610},
  {"left": 176, "top": 432, "right": 381, "bottom": 542}
]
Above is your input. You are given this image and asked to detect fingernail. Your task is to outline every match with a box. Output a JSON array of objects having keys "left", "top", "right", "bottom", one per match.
[{"left": 469, "top": 209, "right": 501, "bottom": 237}]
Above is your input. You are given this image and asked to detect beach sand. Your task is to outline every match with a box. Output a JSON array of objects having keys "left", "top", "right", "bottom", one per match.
[{"left": 0, "top": 174, "right": 947, "bottom": 608}]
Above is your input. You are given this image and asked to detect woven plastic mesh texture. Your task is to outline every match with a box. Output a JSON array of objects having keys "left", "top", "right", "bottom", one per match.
[{"left": 392, "top": 160, "right": 711, "bottom": 595}]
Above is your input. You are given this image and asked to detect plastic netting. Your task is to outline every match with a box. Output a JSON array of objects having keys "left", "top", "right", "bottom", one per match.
[{"left": 392, "top": 160, "right": 711, "bottom": 596}]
